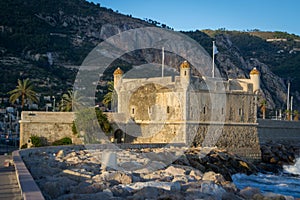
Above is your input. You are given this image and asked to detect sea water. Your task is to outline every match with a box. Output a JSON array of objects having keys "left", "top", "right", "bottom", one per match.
[{"left": 232, "top": 158, "right": 300, "bottom": 198}]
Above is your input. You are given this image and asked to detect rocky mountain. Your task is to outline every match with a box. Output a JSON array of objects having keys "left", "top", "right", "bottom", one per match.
[{"left": 1, "top": 0, "right": 300, "bottom": 114}]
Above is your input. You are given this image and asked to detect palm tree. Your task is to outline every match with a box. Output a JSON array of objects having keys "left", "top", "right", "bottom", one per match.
[
  {"left": 102, "top": 81, "right": 115, "bottom": 108},
  {"left": 59, "top": 90, "right": 83, "bottom": 112},
  {"left": 294, "top": 110, "right": 299, "bottom": 121},
  {"left": 260, "top": 99, "right": 267, "bottom": 119},
  {"left": 8, "top": 78, "right": 38, "bottom": 110}
]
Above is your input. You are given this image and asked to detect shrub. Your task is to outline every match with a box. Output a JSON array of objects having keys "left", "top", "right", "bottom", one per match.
[
  {"left": 72, "top": 121, "right": 78, "bottom": 135},
  {"left": 29, "top": 135, "right": 48, "bottom": 147},
  {"left": 52, "top": 137, "right": 72, "bottom": 146},
  {"left": 30, "top": 135, "right": 42, "bottom": 147},
  {"left": 21, "top": 143, "right": 28, "bottom": 149}
]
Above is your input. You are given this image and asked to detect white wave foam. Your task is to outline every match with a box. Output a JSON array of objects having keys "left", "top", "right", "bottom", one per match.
[
  {"left": 232, "top": 170, "right": 300, "bottom": 198},
  {"left": 283, "top": 158, "right": 300, "bottom": 175}
]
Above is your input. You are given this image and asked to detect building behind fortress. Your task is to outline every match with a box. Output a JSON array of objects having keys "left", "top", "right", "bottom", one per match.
[{"left": 112, "top": 61, "right": 262, "bottom": 159}]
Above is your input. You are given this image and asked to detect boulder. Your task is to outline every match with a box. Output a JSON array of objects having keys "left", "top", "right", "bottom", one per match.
[
  {"left": 119, "top": 161, "right": 144, "bottom": 171},
  {"left": 102, "top": 171, "right": 133, "bottom": 185},
  {"left": 56, "top": 191, "right": 113, "bottom": 200},
  {"left": 41, "top": 177, "right": 78, "bottom": 199},
  {"left": 56, "top": 149, "right": 65, "bottom": 158},
  {"left": 123, "top": 181, "right": 181, "bottom": 192},
  {"left": 130, "top": 187, "right": 160, "bottom": 200},
  {"left": 189, "top": 169, "right": 203, "bottom": 180},
  {"left": 165, "top": 165, "right": 186, "bottom": 176},
  {"left": 239, "top": 187, "right": 261, "bottom": 199},
  {"left": 200, "top": 181, "right": 226, "bottom": 199},
  {"left": 202, "top": 171, "right": 226, "bottom": 185},
  {"left": 172, "top": 175, "right": 189, "bottom": 183}
]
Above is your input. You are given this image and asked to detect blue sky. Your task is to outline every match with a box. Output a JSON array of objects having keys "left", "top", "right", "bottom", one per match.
[{"left": 90, "top": 0, "right": 300, "bottom": 36}]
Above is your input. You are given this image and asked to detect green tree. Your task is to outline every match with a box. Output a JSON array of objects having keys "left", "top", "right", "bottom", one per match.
[
  {"left": 74, "top": 107, "right": 113, "bottom": 143},
  {"left": 294, "top": 110, "right": 299, "bottom": 121},
  {"left": 8, "top": 78, "right": 38, "bottom": 110},
  {"left": 59, "top": 90, "right": 83, "bottom": 111},
  {"left": 260, "top": 99, "right": 267, "bottom": 119},
  {"left": 102, "top": 81, "right": 115, "bottom": 107},
  {"left": 95, "top": 107, "right": 112, "bottom": 133}
]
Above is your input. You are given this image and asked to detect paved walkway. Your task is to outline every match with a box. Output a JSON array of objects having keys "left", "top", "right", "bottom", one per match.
[{"left": 0, "top": 155, "right": 22, "bottom": 200}]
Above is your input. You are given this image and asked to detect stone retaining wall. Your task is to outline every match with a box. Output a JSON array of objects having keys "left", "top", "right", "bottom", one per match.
[
  {"left": 19, "top": 111, "right": 82, "bottom": 148},
  {"left": 191, "top": 123, "right": 261, "bottom": 160},
  {"left": 258, "top": 119, "right": 300, "bottom": 147},
  {"left": 19, "top": 111, "right": 262, "bottom": 160}
]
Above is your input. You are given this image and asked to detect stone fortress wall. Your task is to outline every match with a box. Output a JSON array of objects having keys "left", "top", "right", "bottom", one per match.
[
  {"left": 18, "top": 111, "right": 300, "bottom": 160},
  {"left": 19, "top": 111, "right": 81, "bottom": 147}
]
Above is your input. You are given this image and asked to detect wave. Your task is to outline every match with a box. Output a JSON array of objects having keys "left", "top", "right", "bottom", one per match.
[
  {"left": 283, "top": 157, "right": 300, "bottom": 175},
  {"left": 233, "top": 158, "right": 300, "bottom": 198}
]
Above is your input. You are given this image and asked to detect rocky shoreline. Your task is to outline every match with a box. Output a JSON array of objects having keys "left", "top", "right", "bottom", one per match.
[{"left": 20, "top": 144, "right": 299, "bottom": 200}]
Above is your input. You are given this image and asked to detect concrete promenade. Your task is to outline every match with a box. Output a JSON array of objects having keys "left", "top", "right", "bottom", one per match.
[{"left": 0, "top": 154, "right": 22, "bottom": 200}]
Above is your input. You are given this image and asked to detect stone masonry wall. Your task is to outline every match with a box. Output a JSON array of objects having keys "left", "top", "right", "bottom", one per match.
[
  {"left": 258, "top": 119, "right": 300, "bottom": 147},
  {"left": 189, "top": 123, "right": 261, "bottom": 160},
  {"left": 19, "top": 111, "right": 82, "bottom": 148},
  {"left": 128, "top": 121, "right": 261, "bottom": 160}
]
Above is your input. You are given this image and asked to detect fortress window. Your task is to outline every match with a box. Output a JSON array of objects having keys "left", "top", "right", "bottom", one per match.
[
  {"left": 238, "top": 108, "right": 243, "bottom": 116},
  {"left": 148, "top": 106, "right": 152, "bottom": 114},
  {"left": 184, "top": 71, "right": 187, "bottom": 76},
  {"left": 203, "top": 106, "right": 206, "bottom": 114},
  {"left": 132, "top": 108, "right": 135, "bottom": 115},
  {"left": 167, "top": 106, "right": 170, "bottom": 114},
  {"left": 222, "top": 108, "right": 224, "bottom": 115}
]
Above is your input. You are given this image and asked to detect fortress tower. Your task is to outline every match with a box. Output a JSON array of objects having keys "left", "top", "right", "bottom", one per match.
[
  {"left": 113, "top": 67, "right": 123, "bottom": 112},
  {"left": 180, "top": 60, "right": 191, "bottom": 87},
  {"left": 113, "top": 67, "right": 124, "bottom": 89},
  {"left": 250, "top": 67, "right": 260, "bottom": 93}
]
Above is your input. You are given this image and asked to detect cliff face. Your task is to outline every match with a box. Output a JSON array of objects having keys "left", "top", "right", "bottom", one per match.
[{"left": 1, "top": 0, "right": 299, "bottom": 112}]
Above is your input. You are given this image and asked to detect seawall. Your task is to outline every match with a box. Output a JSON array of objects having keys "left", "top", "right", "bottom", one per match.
[{"left": 258, "top": 119, "right": 300, "bottom": 146}]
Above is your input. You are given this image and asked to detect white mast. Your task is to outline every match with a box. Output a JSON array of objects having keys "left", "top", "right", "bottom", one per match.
[
  {"left": 291, "top": 96, "right": 293, "bottom": 120},
  {"left": 212, "top": 41, "right": 215, "bottom": 78},
  {"left": 212, "top": 41, "right": 218, "bottom": 78},
  {"left": 162, "top": 47, "right": 164, "bottom": 77},
  {"left": 287, "top": 81, "right": 290, "bottom": 112}
]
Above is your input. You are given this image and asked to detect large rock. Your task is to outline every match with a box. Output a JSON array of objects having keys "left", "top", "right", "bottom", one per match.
[
  {"left": 165, "top": 165, "right": 186, "bottom": 176},
  {"left": 202, "top": 171, "right": 226, "bottom": 185},
  {"left": 261, "top": 143, "right": 296, "bottom": 166},
  {"left": 200, "top": 181, "right": 226, "bottom": 199},
  {"left": 123, "top": 181, "right": 181, "bottom": 192},
  {"left": 239, "top": 187, "right": 262, "bottom": 199},
  {"left": 102, "top": 171, "right": 133, "bottom": 185},
  {"left": 41, "top": 177, "right": 77, "bottom": 199},
  {"left": 56, "top": 191, "right": 113, "bottom": 200}
]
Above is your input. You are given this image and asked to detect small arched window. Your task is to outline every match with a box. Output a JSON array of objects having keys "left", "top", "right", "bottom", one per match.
[{"left": 238, "top": 108, "right": 243, "bottom": 116}]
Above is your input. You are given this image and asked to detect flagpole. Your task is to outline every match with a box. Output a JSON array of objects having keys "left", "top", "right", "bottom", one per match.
[
  {"left": 162, "top": 47, "right": 164, "bottom": 77},
  {"left": 212, "top": 41, "right": 215, "bottom": 78},
  {"left": 291, "top": 96, "right": 293, "bottom": 120},
  {"left": 287, "top": 81, "right": 290, "bottom": 112}
]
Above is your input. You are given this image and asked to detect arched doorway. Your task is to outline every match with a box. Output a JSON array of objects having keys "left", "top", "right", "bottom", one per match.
[{"left": 114, "top": 129, "right": 123, "bottom": 143}]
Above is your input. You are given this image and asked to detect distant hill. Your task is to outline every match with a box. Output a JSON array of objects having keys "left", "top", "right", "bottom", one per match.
[{"left": 1, "top": 0, "right": 300, "bottom": 114}]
